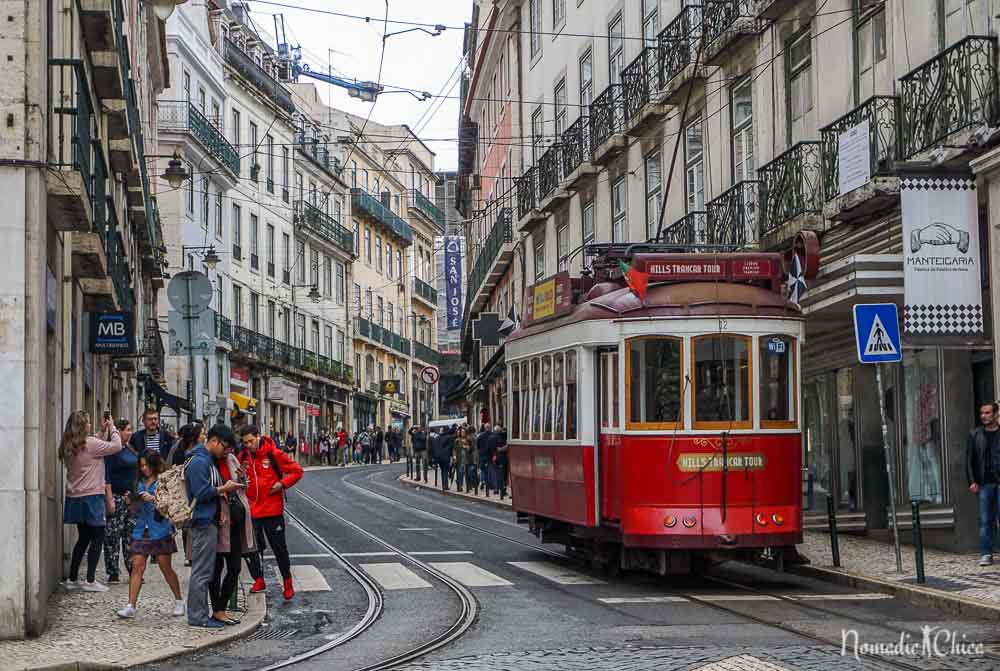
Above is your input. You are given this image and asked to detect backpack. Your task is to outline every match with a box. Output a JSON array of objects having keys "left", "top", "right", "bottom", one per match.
[{"left": 154, "top": 457, "right": 198, "bottom": 528}]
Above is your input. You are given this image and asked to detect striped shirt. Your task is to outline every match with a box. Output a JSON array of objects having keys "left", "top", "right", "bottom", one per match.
[{"left": 144, "top": 431, "right": 161, "bottom": 455}]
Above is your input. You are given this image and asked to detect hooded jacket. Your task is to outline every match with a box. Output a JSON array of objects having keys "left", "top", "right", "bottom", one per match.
[{"left": 240, "top": 436, "right": 303, "bottom": 519}]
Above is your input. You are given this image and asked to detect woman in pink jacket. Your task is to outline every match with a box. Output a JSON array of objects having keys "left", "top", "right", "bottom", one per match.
[{"left": 60, "top": 410, "right": 122, "bottom": 592}]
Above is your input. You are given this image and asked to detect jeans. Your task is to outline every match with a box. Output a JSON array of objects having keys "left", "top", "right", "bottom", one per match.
[
  {"left": 455, "top": 463, "right": 465, "bottom": 490},
  {"left": 480, "top": 461, "right": 496, "bottom": 492},
  {"left": 188, "top": 523, "right": 218, "bottom": 625},
  {"left": 979, "top": 483, "right": 1000, "bottom": 556}
]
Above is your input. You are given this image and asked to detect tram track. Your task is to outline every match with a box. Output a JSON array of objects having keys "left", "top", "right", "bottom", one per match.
[{"left": 341, "top": 467, "right": 999, "bottom": 671}]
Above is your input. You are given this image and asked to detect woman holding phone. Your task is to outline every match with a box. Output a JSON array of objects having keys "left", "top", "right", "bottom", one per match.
[{"left": 208, "top": 432, "right": 255, "bottom": 625}]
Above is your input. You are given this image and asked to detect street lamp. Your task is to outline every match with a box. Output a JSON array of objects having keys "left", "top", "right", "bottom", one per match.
[
  {"left": 149, "top": 0, "right": 189, "bottom": 21},
  {"left": 161, "top": 151, "right": 189, "bottom": 189},
  {"left": 182, "top": 245, "right": 221, "bottom": 271}
]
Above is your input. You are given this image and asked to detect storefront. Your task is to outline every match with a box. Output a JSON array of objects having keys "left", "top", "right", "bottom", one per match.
[
  {"left": 354, "top": 391, "right": 378, "bottom": 434},
  {"left": 267, "top": 375, "right": 300, "bottom": 437}
]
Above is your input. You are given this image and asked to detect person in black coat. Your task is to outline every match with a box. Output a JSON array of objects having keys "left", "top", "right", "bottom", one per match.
[
  {"left": 490, "top": 425, "right": 509, "bottom": 497},
  {"left": 431, "top": 428, "right": 455, "bottom": 491},
  {"left": 409, "top": 426, "right": 427, "bottom": 475},
  {"left": 476, "top": 423, "right": 494, "bottom": 492},
  {"left": 373, "top": 426, "right": 385, "bottom": 464}
]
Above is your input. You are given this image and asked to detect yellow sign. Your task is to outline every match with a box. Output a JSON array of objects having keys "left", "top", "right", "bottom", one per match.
[
  {"left": 380, "top": 380, "right": 398, "bottom": 395},
  {"left": 533, "top": 279, "right": 556, "bottom": 319},
  {"left": 675, "top": 452, "right": 767, "bottom": 472}
]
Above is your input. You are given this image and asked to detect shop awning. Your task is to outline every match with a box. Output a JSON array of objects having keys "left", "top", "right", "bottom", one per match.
[
  {"left": 800, "top": 254, "right": 902, "bottom": 317},
  {"left": 140, "top": 374, "right": 193, "bottom": 416},
  {"left": 230, "top": 392, "right": 257, "bottom": 412}
]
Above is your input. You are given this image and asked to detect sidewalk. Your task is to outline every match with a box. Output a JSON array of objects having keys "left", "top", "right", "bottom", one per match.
[
  {"left": 3, "top": 556, "right": 265, "bottom": 670},
  {"left": 399, "top": 474, "right": 1000, "bottom": 621},
  {"left": 399, "top": 471, "right": 514, "bottom": 510}
]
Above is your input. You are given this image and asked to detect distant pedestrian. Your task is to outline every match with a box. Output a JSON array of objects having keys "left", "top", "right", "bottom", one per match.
[
  {"left": 103, "top": 418, "right": 138, "bottom": 583},
  {"left": 115, "top": 450, "right": 184, "bottom": 619},
  {"left": 431, "top": 427, "right": 455, "bottom": 491},
  {"left": 373, "top": 426, "right": 385, "bottom": 464},
  {"left": 185, "top": 424, "right": 242, "bottom": 629},
  {"left": 209, "top": 431, "right": 255, "bottom": 625},
  {"left": 967, "top": 401, "right": 1000, "bottom": 566},
  {"left": 360, "top": 426, "right": 374, "bottom": 464},
  {"left": 491, "top": 424, "right": 509, "bottom": 497},
  {"left": 410, "top": 425, "right": 427, "bottom": 474},
  {"left": 318, "top": 433, "right": 331, "bottom": 466},
  {"left": 454, "top": 426, "right": 473, "bottom": 491},
  {"left": 477, "top": 423, "right": 495, "bottom": 492},
  {"left": 130, "top": 408, "right": 172, "bottom": 461},
  {"left": 168, "top": 422, "right": 205, "bottom": 467},
  {"left": 241, "top": 425, "right": 304, "bottom": 600},
  {"left": 61, "top": 411, "right": 122, "bottom": 592},
  {"left": 388, "top": 427, "right": 403, "bottom": 462},
  {"left": 284, "top": 431, "right": 297, "bottom": 456}
]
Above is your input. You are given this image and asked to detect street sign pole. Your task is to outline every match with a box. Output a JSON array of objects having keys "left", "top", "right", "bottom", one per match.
[{"left": 874, "top": 363, "right": 903, "bottom": 574}]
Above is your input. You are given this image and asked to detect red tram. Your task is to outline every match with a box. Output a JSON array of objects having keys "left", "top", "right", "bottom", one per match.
[{"left": 505, "top": 245, "right": 807, "bottom": 574}]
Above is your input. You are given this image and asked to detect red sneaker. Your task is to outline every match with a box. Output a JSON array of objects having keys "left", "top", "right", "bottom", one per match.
[
  {"left": 282, "top": 577, "right": 295, "bottom": 600},
  {"left": 250, "top": 578, "right": 267, "bottom": 594}
]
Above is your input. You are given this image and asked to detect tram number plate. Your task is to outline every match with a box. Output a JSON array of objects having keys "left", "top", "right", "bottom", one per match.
[{"left": 676, "top": 453, "right": 767, "bottom": 472}]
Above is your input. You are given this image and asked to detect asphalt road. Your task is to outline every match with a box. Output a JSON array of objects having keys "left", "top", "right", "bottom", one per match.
[{"left": 140, "top": 464, "right": 1000, "bottom": 671}]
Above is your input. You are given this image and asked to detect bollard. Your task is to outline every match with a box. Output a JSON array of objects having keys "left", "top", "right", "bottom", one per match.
[
  {"left": 827, "top": 494, "right": 841, "bottom": 568},
  {"left": 406, "top": 456, "right": 412, "bottom": 479},
  {"left": 433, "top": 464, "right": 438, "bottom": 487},
  {"left": 911, "top": 499, "right": 926, "bottom": 584}
]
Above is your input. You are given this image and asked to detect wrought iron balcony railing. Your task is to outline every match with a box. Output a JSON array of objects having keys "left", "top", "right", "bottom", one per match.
[
  {"left": 560, "top": 116, "right": 590, "bottom": 177},
  {"left": 660, "top": 210, "right": 709, "bottom": 246},
  {"left": 49, "top": 59, "right": 97, "bottom": 200},
  {"left": 659, "top": 4, "right": 703, "bottom": 86},
  {"left": 622, "top": 47, "right": 661, "bottom": 121},
  {"left": 106, "top": 203, "right": 134, "bottom": 312},
  {"left": 900, "top": 35, "right": 998, "bottom": 158},
  {"left": 413, "top": 277, "right": 438, "bottom": 304},
  {"left": 158, "top": 100, "right": 239, "bottom": 177},
  {"left": 703, "top": 0, "right": 758, "bottom": 52},
  {"left": 469, "top": 207, "right": 513, "bottom": 303},
  {"left": 297, "top": 200, "right": 355, "bottom": 257},
  {"left": 144, "top": 317, "right": 165, "bottom": 379},
  {"left": 412, "top": 340, "right": 439, "bottom": 365},
  {"left": 536, "top": 144, "right": 563, "bottom": 200},
  {"left": 215, "top": 314, "right": 233, "bottom": 344},
  {"left": 351, "top": 188, "right": 413, "bottom": 244},
  {"left": 707, "top": 180, "right": 758, "bottom": 249},
  {"left": 821, "top": 95, "right": 900, "bottom": 201},
  {"left": 293, "top": 128, "right": 339, "bottom": 175},
  {"left": 516, "top": 169, "right": 538, "bottom": 220},
  {"left": 758, "top": 141, "right": 823, "bottom": 236},
  {"left": 355, "top": 316, "right": 411, "bottom": 356},
  {"left": 409, "top": 189, "right": 445, "bottom": 228},
  {"left": 224, "top": 38, "right": 295, "bottom": 115},
  {"left": 590, "top": 84, "right": 625, "bottom": 153}
]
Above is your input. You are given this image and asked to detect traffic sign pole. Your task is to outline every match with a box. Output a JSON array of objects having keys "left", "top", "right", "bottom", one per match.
[{"left": 875, "top": 363, "right": 903, "bottom": 575}]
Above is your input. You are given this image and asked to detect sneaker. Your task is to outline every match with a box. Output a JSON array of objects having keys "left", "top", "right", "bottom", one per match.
[
  {"left": 81, "top": 581, "right": 109, "bottom": 593},
  {"left": 172, "top": 600, "right": 186, "bottom": 617},
  {"left": 61, "top": 579, "right": 80, "bottom": 591},
  {"left": 282, "top": 577, "right": 295, "bottom": 601},
  {"left": 980, "top": 554, "right": 993, "bottom": 567},
  {"left": 250, "top": 577, "right": 267, "bottom": 594},
  {"left": 117, "top": 604, "right": 137, "bottom": 619},
  {"left": 188, "top": 619, "right": 225, "bottom": 629}
]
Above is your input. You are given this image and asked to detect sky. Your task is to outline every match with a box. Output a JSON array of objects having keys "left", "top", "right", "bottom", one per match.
[{"left": 244, "top": 0, "right": 472, "bottom": 171}]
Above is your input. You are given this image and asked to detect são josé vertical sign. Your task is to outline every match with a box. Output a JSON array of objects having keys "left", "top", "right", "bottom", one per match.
[{"left": 445, "top": 236, "right": 462, "bottom": 330}]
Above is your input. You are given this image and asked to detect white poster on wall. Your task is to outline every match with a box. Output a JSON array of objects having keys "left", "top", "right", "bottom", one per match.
[
  {"left": 838, "top": 119, "right": 871, "bottom": 196},
  {"left": 901, "top": 174, "right": 983, "bottom": 336}
]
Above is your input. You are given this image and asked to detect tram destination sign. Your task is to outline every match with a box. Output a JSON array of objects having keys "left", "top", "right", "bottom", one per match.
[
  {"left": 632, "top": 253, "right": 782, "bottom": 283},
  {"left": 676, "top": 452, "right": 767, "bottom": 472}
]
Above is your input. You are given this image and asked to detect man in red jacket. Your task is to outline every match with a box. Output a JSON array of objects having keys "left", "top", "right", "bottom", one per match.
[{"left": 239, "top": 424, "right": 304, "bottom": 600}]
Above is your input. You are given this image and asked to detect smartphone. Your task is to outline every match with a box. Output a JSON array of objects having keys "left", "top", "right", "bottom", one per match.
[{"left": 103, "top": 411, "right": 112, "bottom": 421}]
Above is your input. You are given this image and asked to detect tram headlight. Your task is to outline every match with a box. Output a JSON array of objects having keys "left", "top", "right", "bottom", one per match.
[
  {"left": 755, "top": 513, "right": 769, "bottom": 527},
  {"left": 771, "top": 513, "right": 784, "bottom": 526},
  {"left": 682, "top": 516, "right": 697, "bottom": 528},
  {"left": 663, "top": 515, "right": 677, "bottom": 528}
]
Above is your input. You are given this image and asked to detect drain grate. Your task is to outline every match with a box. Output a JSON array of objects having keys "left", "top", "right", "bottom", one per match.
[{"left": 246, "top": 627, "right": 299, "bottom": 641}]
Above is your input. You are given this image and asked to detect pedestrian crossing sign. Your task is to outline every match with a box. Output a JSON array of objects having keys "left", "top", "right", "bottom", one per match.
[{"left": 853, "top": 303, "right": 902, "bottom": 364}]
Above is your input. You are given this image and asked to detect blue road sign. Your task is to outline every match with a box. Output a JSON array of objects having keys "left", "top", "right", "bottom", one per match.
[{"left": 853, "top": 303, "right": 902, "bottom": 364}]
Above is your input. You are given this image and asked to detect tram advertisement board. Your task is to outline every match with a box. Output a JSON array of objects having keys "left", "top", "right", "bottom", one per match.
[
  {"left": 632, "top": 253, "right": 781, "bottom": 282},
  {"left": 524, "top": 272, "right": 573, "bottom": 323}
]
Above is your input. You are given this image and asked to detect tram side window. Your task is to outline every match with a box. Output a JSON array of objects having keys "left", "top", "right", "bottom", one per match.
[
  {"left": 543, "top": 355, "right": 554, "bottom": 438},
  {"left": 600, "top": 351, "right": 620, "bottom": 429},
  {"left": 511, "top": 364, "right": 521, "bottom": 439},
  {"left": 627, "top": 337, "right": 682, "bottom": 427},
  {"left": 521, "top": 361, "right": 530, "bottom": 439},
  {"left": 693, "top": 335, "right": 751, "bottom": 427},
  {"left": 566, "top": 350, "right": 577, "bottom": 439},
  {"left": 531, "top": 359, "right": 542, "bottom": 440},
  {"left": 554, "top": 354, "right": 565, "bottom": 440},
  {"left": 760, "top": 335, "right": 796, "bottom": 426}
]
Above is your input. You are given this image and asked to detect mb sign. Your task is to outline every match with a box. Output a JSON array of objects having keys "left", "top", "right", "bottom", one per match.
[
  {"left": 90, "top": 311, "right": 136, "bottom": 354},
  {"left": 853, "top": 304, "right": 901, "bottom": 364}
]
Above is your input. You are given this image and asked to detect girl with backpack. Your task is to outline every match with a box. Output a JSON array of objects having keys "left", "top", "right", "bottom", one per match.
[{"left": 116, "top": 450, "right": 185, "bottom": 619}]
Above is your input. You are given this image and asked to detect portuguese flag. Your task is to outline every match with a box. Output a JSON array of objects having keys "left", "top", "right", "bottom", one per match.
[{"left": 619, "top": 260, "right": 649, "bottom": 302}]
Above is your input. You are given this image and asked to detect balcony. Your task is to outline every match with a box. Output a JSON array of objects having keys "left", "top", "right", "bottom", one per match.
[
  {"left": 293, "top": 127, "right": 340, "bottom": 176},
  {"left": 215, "top": 314, "right": 233, "bottom": 345},
  {"left": 409, "top": 189, "right": 445, "bottom": 229},
  {"left": 468, "top": 207, "right": 514, "bottom": 313},
  {"left": 47, "top": 59, "right": 98, "bottom": 232},
  {"left": 757, "top": 141, "right": 824, "bottom": 243},
  {"left": 515, "top": 169, "right": 544, "bottom": 230},
  {"left": 900, "top": 35, "right": 998, "bottom": 159},
  {"left": 821, "top": 95, "right": 901, "bottom": 221},
  {"left": 105, "top": 206, "right": 134, "bottom": 312},
  {"left": 413, "top": 277, "right": 438, "bottom": 307},
  {"left": 224, "top": 39, "right": 296, "bottom": 115},
  {"left": 143, "top": 318, "right": 166, "bottom": 381},
  {"left": 660, "top": 211, "right": 709, "bottom": 248},
  {"left": 355, "top": 317, "right": 411, "bottom": 356},
  {"left": 536, "top": 144, "right": 569, "bottom": 211},
  {"left": 560, "top": 116, "right": 597, "bottom": 188},
  {"left": 658, "top": 5, "right": 707, "bottom": 103},
  {"left": 159, "top": 100, "right": 240, "bottom": 178},
  {"left": 351, "top": 188, "right": 413, "bottom": 245},
  {"left": 622, "top": 47, "right": 669, "bottom": 136},
  {"left": 219, "top": 317, "right": 353, "bottom": 385},
  {"left": 702, "top": 0, "right": 763, "bottom": 65},
  {"left": 297, "top": 200, "right": 356, "bottom": 258},
  {"left": 79, "top": 0, "right": 125, "bottom": 101},
  {"left": 412, "top": 340, "right": 439, "bottom": 365},
  {"left": 707, "top": 180, "right": 759, "bottom": 249},
  {"left": 590, "top": 84, "right": 627, "bottom": 165}
]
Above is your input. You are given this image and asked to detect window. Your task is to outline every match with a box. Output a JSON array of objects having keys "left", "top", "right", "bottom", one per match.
[
  {"left": 693, "top": 335, "right": 752, "bottom": 427},
  {"left": 214, "top": 188, "right": 223, "bottom": 238},
  {"left": 249, "top": 122, "right": 259, "bottom": 181},
  {"left": 396, "top": 251, "right": 402, "bottom": 281},
  {"left": 337, "top": 329, "right": 346, "bottom": 361},
  {"left": 249, "top": 292, "right": 259, "bottom": 331},
  {"left": 582, "top": 200, "right": 595, "bottom": 244},
  {"left": 599, "top": 351, "right": 620, "bottom": 429},
  {"left": 197, "top": 86, "right": 206, "bottom": 112},
  {"left": 608, "top": 14, "right": 624, "bottom": 87},
  {"left": 531, "top": 107, "right": 544, "bottom": 165},
  {"left": 310, "top": 248, "right": 320, "bottom": 288},
  {"left": 266, "top": 224, "right": 275, "bottom": 277},
  {"left": 553, "top": 0, "right": 565, "bottom": 28},
  {"left": 233, "top": 284, "right": 243, "bottom": 326},
  {"left": 265, "top": 135, "right": 275, "bottom": 191},
  {"left": 376, "top": 297, "right": 384, "bottom": 325},
  {"left": 354, "top": 222, "right": 360, "bottom": 256},
  {"left": 554, "top": 79, "right": 567, "bottom": 137},
  {"left": 231, "top": 109, "right": 240, "bottom": 169},
  {"left": 282, "top": 307, "right": 291, "bottom": 343},
  {"left": 186, "top": 163, "right": 194, "bottom": 214},
  {"left": 376, "top": 235, "right": 383, "bottom": 272},
  {"left": 685, "top": 118, "right": 705, "bottom": 211},
  {"left": 627, "top": 337, "right": 682, "bottom": 428},
  {"left": 232, "top": 205, "right": 242, "bottom": 260},
  {"left": 212, "top": 100, "right": 220, "bottom": 127},
  {"left": 324, "top": 255, "right": 332, "bottom": 297},
  {"left": 296, "top": 314, "right": 305, "bottom": 349},
  {"left": 566, "top": 350, "right": 577, "bottom": 439},
  {"left": 215, "top": 283, "right": 223, "bottom": 314},
  {"left": 311, "top": 320, "right": 320, "bottom": 353},
  {"left": 282, "top": 233, "right": 290, "bottom": 281},
  {"left": 612, "top": 176, "right": 627, "bottom": 242},
  {"left": 249, "top": 214, "right": 259, "bottom": 270},
  {"left": 857, "top": 1, "right": 887, "bottom": 98},
  {"left": 579, "top": 50, "right": 593, "bottom": 107},
  {"left": 511, "top": 364, "right": 521, "bottom": 439},
  {"left": 386, "top": 243, "right": 394, "bottom": 279},
  {"left": 644, "top": 151, "right": 662, "bottom": 240},
  {"left": 760, "top": 335, "right": 796, "bottom": 427},
  {"left": 324, "top": 325, "right": 333, "bottom": 358},
  {"left": 557, "top": 223, "right": 569, "bottom": 271},
  {"left": 787, "top": 29, "right": 813, "bottom": 125},
  {"left": 281, "top": 147, "right": 290, "bottom": 201},
  {"left": 334, "top": 198, "right": 343, "bottom": 225},
  {"left": 542, "top": 356, "right": 554, "bottom": 438},
  {"left": 641, "top": 0, "right": 659, "bottom": 45},
  {"left": 531, "top": 359, "right": 542, "bottom": 439},
  {"left": 183, "top": 71, "right": 191, "bottom": 101},
  {"left": 533, "top": 235, "right": 545, "bottom": 280},
  {"left": 336, "top": 262, "right": 346, "bottom": 304},
  {"left": 731, "top": 77, "right": 754, "bottom": 183},
  {"left": 388, "top": 304, "right": 394, "bottom": 332},
  {"left": 365, "top": 289, "right": 373, "bottom": 318},
  {"left": 365, "top": 228, "right": 372, "bottom": 264},
  {"left": 267, "top": 300, "right": 275, "bottom": 338},
  {"left": 520, "top": 361, "right": 530, "bottom": 438},
  {"left": 529, "top": 0, "right": 542, "bottom": 58},
  {"left": 296, "top": 239, "right": 306, "bottom": 284},
  {"left": 200, "top": 177, "right": 209, "bottom": 228}
]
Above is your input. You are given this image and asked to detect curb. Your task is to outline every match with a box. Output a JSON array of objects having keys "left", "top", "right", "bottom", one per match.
[
  {"left": 790, "top": 564, "right": 1000, "bottom": 622},
  {"left": 398, "top": 474, "right": 514, "bottom": 511}
]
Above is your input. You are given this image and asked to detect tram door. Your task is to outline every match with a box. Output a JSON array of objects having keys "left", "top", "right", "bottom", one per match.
[{"left": 596, "top": 348, "right": 622, "bottom": 522}]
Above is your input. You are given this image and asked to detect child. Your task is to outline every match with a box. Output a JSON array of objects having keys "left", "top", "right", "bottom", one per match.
[{"left": 117, "top": 450, "right": 185, "bottom": 619}]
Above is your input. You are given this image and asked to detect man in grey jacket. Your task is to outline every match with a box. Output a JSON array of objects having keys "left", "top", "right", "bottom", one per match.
[{"left": 967, "top": 401, "right": 1000, "bottom": 566}]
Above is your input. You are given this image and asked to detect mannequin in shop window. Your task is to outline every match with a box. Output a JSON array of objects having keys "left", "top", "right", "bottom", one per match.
[{"left": 907, "top": 417, "right": 943, "bottom": 505}]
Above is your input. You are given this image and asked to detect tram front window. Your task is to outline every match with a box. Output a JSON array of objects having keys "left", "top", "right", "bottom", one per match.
[
  {"left": 693, "top": 335, "right": 751, "bottom": 426},
  {"left": 627, "top": 337, "right": 682, "bottom": 426}
]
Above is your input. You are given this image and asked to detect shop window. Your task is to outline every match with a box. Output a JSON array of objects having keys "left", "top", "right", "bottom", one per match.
[
  {"left": 566, "top": 350, "right": 577, "bottom": 439},
  {"left": 836, "top": 368, "right": 859, "bottom": 511},
  {"left": 627, "top": 337, "right": 682, "bottom": 429},
  {"left": 511, "top": 364, "right": 521, "bottom": 439},
  {"left": 902, "top": 349, "right": 943, "bottom": 504},
  {"left": 803, "top": 374, "right": 833, "bottom": 511},
  {"left": 759, "top": 335, "right": 796, "bottom": 427},
  {"left": 693, "top": 335, "right": 751, "bottom": 428}
]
